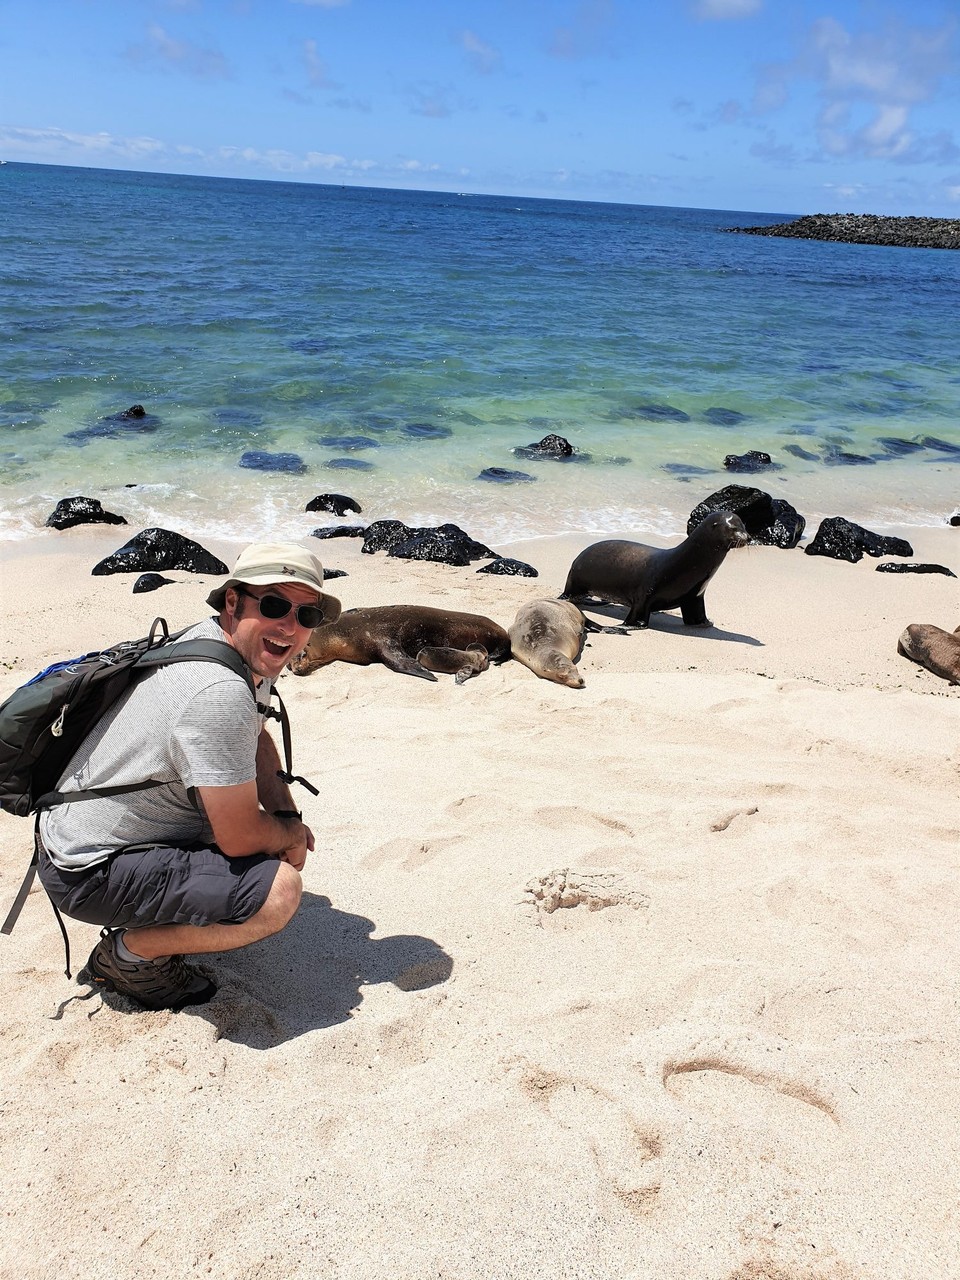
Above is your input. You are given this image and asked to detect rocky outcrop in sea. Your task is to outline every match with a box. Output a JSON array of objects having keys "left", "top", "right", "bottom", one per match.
[{"left": 728, "top": 213, "right": 960, "bottom": 251}]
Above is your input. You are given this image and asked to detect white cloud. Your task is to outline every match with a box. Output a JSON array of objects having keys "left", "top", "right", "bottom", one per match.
[
  {"left": 459, "top": 29, "right": 501, "bottom": 75},
  {"left": 755, "top": 16, "right": 959, "bottom": 164},
  {"left": 303, "top": 38, "right": 339, "bottom": 88},
  {"left": 549, "top": 0, "right": 615, "bottom": 60},
  {"left": 0, "top": 124, "right": 166, "bottom": 160},
  {"left": 125, "top": 23, "right": 230, "bottom": 79},
  {"left": 692, "top": 0, "right": 762, "bottom": 19}
]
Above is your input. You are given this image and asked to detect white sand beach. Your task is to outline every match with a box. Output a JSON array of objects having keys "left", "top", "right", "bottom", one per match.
[{"left": 0, "top": 523, "right": 958, "bottom": 1280}]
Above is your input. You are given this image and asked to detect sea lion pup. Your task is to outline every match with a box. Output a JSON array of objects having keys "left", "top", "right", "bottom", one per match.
[
  {"left": 560, "top": 511, "right": 748, "bottom": 628},
  {"left": 288, "top": 605, "right": 510, "bottom": 682},
  {"left": 509, "top": 599, "right": 588, "bottom": 689},
  {"left": 897, "top": 622, "right": 960, "bottom": 684}
]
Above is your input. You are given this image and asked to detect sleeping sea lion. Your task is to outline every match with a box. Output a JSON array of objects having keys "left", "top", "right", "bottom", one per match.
[
  {"left": 509, "top": 600, "right": 588, "bottom": 689},
  {"left": 897, "top": 622, "right": 960, "bottom": 684},
  {"left": 560, "top": 511, "right": 748, "bottom": 628},
  {"left": 289, "top": 605, "right": 510, "bottom": 682}
]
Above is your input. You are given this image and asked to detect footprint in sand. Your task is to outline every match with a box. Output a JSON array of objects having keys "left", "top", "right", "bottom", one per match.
[
  {"left": 533, "top": 805, "right": 635, "bottom": 838},
  {"left": 361, "top": 834, "right": 464, "bottom": 870},
  {"left": 525, "top": 868, "right": 649, "bottom": 915},
  {"left": 655, "top": 1030, "right": 840, "bottom": 1129},
  {"left": 709, "top": 805, "right": 759, "bottom": 832},
  {"left": 518, "top": 1066, "right": 663, "bottom": 1214}
]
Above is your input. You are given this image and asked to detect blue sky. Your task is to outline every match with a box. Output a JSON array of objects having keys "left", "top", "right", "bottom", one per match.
[{"left": 2, "top": 0, "right": 958, "bottom": 214}]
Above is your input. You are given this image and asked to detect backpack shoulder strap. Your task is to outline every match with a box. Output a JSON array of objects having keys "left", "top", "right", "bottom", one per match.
[{"left": 135, "top": 637, "right": 256, "bottom": 696}]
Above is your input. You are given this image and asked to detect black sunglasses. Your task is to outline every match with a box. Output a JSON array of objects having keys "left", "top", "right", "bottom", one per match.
[{"left": 234, "top": 585, "right": 326, "bottom": 628}]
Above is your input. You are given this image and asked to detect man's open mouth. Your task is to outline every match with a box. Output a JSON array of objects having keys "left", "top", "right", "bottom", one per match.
[{"left": 263, "top": 638, "right": 292, "bottom": 658}]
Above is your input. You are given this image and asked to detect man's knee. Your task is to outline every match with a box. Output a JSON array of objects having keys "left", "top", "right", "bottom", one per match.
[{"left": 263, "top": 860, "right": 302, "bottom": 929}]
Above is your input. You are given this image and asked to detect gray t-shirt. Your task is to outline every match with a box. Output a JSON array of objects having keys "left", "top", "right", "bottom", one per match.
[{"left": 40, "top": 619, "right": 271, "bottom": 871}]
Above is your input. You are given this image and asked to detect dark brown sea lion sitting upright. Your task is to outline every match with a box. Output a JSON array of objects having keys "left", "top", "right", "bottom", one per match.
[
  {"left": 288, "top": 605, "right": 511, "bottom": 682},
  {"left": 897, "top": 622, "right": 960, "bottom": 684},
  {"left": 560, "top": 511, "right": 748, "bottom": 628}
]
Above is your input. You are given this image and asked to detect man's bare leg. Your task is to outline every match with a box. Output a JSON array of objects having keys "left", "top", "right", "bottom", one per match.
[{"left": 122, "top": 861, "right": 301, "bottom": 961}]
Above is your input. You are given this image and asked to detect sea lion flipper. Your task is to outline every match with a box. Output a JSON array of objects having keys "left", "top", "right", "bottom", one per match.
[
  {"left": 417, "top": 646, "right": 488, "bottom": 683},
  {"left": 383, "top": 647, "right": 438, "bottom": 680}
]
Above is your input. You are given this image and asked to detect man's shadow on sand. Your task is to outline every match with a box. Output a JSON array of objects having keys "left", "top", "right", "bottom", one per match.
[
  {"left": 186, "top": 892, "right": 453, "bottom": 1049},
  {"left": 582, "top": 602, "right": 763, "bottom": 646}
]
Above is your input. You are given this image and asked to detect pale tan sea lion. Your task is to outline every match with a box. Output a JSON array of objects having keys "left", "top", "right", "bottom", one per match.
[
  {"left": 897, "top": 622, "right": 960, "bottom": 684},
  {"left": 509, "top": 599, "right": 587, "bottom": 689},
  {"left": 560, "top": 511, "right": 748, "bottom": 628},
  {"left": 289, "top": 605, "right": 510, "bottom": 681}
]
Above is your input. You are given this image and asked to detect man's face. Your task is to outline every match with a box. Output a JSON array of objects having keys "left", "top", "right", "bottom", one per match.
[{"left": 224, "top": 581, "right": 322, "bottom": 680}]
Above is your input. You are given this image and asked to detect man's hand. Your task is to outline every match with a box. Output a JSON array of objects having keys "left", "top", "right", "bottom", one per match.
[{"left": 276, "top": 815, "right": 311, "bottom": 870}]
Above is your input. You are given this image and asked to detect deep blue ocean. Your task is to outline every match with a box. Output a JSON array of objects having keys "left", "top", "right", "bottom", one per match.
[{"left": 2, "top": 162, "right": 958, "bottom": 545}]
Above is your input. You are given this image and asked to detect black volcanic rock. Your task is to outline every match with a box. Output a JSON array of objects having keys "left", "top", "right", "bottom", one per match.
[
  {"left": 728, "top": 213, "right": 960, "bottom": 251},
  {"left": 360, "top": 520, "right": 413, "bottom": 555},
  {"left": 65, "top": 404, "right": 161, "bottom": 443},
  {"left": 747, "top": 498, "right": 806, "bottom": 549},
  {"left": 322, "top": 568, "right": 348, "bottom": 580},
  {"left": 688, "top": 485, "right": 803, "bottom": 549},
  {"left": 310, "top": 525, "right": 366, "bottom": 539},
  {"left": 724, "top": 450, "right": 773, "bottom": 473},
  {"left": 687, "top": 485, "right": 776, "bottom": 537},
  {"left": 876, "top": 562, "right": 955, "bottom": 576},
  {"left": 513, "top": 433, "right": 574, "bottom": 461},
  {"left": 949, "top": 512, "right": 960, "bottom": 527},
  {"left": 306, "top": 493, "right": 362, "bottom": 516},
  {"left": 46, "top": 496, "right": 128, "bottom": 530},
  {"left": 387, "top": 523, "right": 495, "bottom": 565},
  {"left": 92, "top": 528, "right": 228, "bottom": 576},
  {"left": 132, "top": 573, "right": 174, "bottom": 593},
  {"left": 804, "top": 517, "right": 913, "bottom": 564},
  {"left": 476, "top": 557, "right": 538, "bottom": 577}
]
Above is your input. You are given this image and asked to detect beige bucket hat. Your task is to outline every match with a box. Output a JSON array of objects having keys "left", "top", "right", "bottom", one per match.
[{"left": 206, "top": 542, "right": 340, "bottom": 623}]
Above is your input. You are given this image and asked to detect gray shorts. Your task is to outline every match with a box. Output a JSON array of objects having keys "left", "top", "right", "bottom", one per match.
[{"left": 37, "top": 841, "right": 280, "bottom": 932}]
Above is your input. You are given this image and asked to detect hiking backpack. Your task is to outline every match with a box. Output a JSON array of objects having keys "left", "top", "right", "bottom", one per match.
[{"left": 0, "top": 617, "right": 317, "bottom": 972}]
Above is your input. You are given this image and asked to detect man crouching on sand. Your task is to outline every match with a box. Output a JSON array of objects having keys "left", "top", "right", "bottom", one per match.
[{"left": 36, "top": 542, "right": 340, "bottom": 1012}]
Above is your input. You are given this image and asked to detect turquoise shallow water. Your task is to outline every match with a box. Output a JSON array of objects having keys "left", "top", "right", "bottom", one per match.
[{"left": 1, "top": 162, "right": 958, "bottom": 546}]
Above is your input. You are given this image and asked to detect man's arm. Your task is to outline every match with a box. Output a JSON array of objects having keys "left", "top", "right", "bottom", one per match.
[
  {"left": 197, "top": 779, "right": 309, "bottom": 864},
  {"left": 254, "top": 729, "right": 316, "bottom": 855}
]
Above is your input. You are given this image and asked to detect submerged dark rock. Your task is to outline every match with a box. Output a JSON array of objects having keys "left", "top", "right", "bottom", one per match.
[
  {"left": 476, "top": 557, "right": 538, "bottom": 578},
  {"left": 323, "top": 457, "right": 376, "bottom": 471},
  {"left": 239, "top": 450, "right": 306, "bottom": 474},
  {"left": 724, "top": 450, "right": 774, "bottom": 473},
  {"left": 804, "top": 517, "right": 913, "bottom": 564},
  {"left": 317, "top": 435, "right": 380, "bottom": 451},
  {"left": 630, "top": 403, "right": 691, "bottom": 423},
  {"left": 92, "top": 528, "right": 228, "bottom": 576},
  {"left": 306, "top": 493, "right": 362, "bottom": 516},
  {"left": 783, "top": 443, "right": 820, "bottom": 462},
  {"left": 661, "top": 463, "right": 715, "bottom": 477},
  {"left": 132, "top": 573, "right": 174, "bottom": 594},
  {"left": 703, "top": 407, "right": 748, "bottom": 427},
  {"left": 310, "top": 525, "right": 366, "bottom": 539},
  {"left": 822, "top": 445, "right": 876, "bottom": 467},
  {"left": 875, "top": 437, "right": 927, "bottom": 457},
  {"left": 478, "top": 467, "right": 536, "bottom": 484},
  {"left": 919, "top": 436, "right": 960, "bottom": 456},
  {"left": 876, "top": 562, "right": 955, "bottom": 576},
  {"left": 401, "top": 423, "right": 453, "bottom": 439},
  {"left": 728, "top": 213, "right": 960, "bottom": 251},
  {"left": 46, "top": 496, "right": 128, "bottom": 531}
]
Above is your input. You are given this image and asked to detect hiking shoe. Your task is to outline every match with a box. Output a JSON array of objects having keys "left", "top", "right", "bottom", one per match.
[{"left": 84, "top": 929, "right": 216, "bottom": 1011}]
